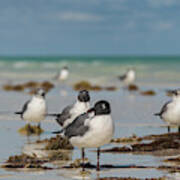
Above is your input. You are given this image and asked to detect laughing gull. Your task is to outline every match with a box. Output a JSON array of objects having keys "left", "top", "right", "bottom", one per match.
[
  {"left": 118, "top": 68, "right": 136, "bottom": 86},
  {"left": 155, "top": 89, "right": 180, "bottom": 133},
  {"left": 15, "top": 88, "right": 47, "bottom": 128},
  {"left": 55, "top": 100, "right": 114, "bottom": 171},
  {"left": 49, "top": 90, "right": 90, "bottom": 128},
  {"left": 55, "top": 66, "right": 69, "bottom": 82}
]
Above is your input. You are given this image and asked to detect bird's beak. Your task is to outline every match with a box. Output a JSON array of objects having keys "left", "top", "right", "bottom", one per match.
[
  {"left": 87, "top": 108, "right": 95, "bottom": 113},
  {"left": 52, "top": 130, "right": 62, "bottom": 134}
]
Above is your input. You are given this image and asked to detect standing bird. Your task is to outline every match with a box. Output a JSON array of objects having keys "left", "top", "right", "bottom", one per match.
[
  {"left": 55, "top": 66, "right": 69, "bottom": 82},
  {"left": 48, "top": 90, "right": 90, "bottom": 128},
  {"left": 55, "top": 100, "right": 114, "bottom": 171},
  {"left": 118, "top": 68, "right": 136, "bottom": 86},
  {"left": 154, "top": 89, "right": 180, "bottom": 133},
  {"left": 15, "top": 88, "right": 47, "bottom": 128}
]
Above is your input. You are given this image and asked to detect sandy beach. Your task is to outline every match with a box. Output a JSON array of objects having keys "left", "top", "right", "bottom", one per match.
[{"left": 0, "top": 76, "right": 179, "bottom": 179}]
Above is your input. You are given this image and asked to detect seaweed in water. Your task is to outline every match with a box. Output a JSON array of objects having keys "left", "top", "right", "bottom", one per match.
[
  {"left": 18, "top": 124, "right": 44, "bottom": 136},
  {"left": 1, "top": 154, "right": 51, "bottom": 169},
  {"left": 36, "top": 135, "right": 74, "bottom": 150},
  {"left": 96, "top": 177, "right": 166, "bottom": 180}
]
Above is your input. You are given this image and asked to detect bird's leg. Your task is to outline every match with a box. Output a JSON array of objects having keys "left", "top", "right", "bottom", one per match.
[
  {"left": 38, "top": 122, "right": 41, "bottom": 129},
  {"left": 168, "top": 126, "right": 170, "bottom": 133},
  {"left": 81, "top": 148, "right": 85, "bottom": 171},
  {"left": 97, "top": 148, "right": 100, "bottom": 171}
]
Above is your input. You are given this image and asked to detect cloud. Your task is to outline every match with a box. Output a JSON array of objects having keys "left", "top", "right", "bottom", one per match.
[
  {"left": 148, "top": 0, "right": 179, "bottom": 7},
  {"left": 55, "top": 12, "right": 103, "bottom": 22},
  {"left": 150, "top": 21, "right": 174, "bottom": 31}
]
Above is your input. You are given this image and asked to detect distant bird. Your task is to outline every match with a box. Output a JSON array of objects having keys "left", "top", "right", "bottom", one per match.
[
  {"left": 15, "top": 88, "right": 47, "bottom": 128},
  {"left": 118, "top": 68, "right": 136, "bottom": 86},
  {"left": 54, "top": 66, "right": 69, "bottom": 82},
  {"left": 154, "top": 89, "right": 180, "bottom": 133},
  {"left": 48, "top": 90, "right": 90, "bottom": 128},
  {"left": 54, "top": 100, "right": 114, "bottom": 171}
]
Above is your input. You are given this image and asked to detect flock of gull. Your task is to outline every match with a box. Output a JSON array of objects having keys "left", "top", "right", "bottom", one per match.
[{"left": 14, "top": 66, "right": 180, "bottom": 172}]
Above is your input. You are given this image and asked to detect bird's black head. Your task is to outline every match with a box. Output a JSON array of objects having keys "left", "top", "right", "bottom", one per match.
[
  {"left": 35, "top": 88, "right": 46, "bottom": 98},
  {"left": 78, "top": 90, "right": 90, "bottom": 102},
  {"left": 94, "top": 100, "right": 111, "bottom": 115},
  {"left": 168, "top": 89, "right": 180, "bottom": 97}
]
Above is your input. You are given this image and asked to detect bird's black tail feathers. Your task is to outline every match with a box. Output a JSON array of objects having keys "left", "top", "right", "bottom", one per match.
[
  {"left": 15, "top": 112, "right": 22, "bottom": 115},
  {"left": 46, "top": 113, "right": 60, "bottom": 117},
  {"left": 154, "top": 112, "right": 160, "bottom": 116},
  {"left": 52, "top": 129, "right": 63, "bottom": 134}
]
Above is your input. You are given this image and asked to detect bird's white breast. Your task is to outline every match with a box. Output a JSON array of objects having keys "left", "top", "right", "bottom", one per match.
[
  {"left": 59, "top": 69, "right": 69, "bottom": 81},
  {"left": 70, "top": 115, "right": 114, "bottom": 148},
  {"left": 162, "top": 98, "right": 180, "bottom": 125},
  {"left": 125, "top": 70, "right": 135, "bottom": 85},
  {"left": 23, "top": 97, "right": 47, "bottom": 123},
  {"left": 63, "top": 101, "right": 90, "bottom": 128}
]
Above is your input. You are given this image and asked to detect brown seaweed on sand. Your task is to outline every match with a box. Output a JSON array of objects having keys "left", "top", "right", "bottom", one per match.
[
  {"left": 1, "top": 154, "right": 51, "bottom": 169},
  {"left": 102, "top": 132, "right": 180, "bottom": 154},
  {"left": 36, "top": 135, "right": 73, "bottom": 150},
  {"left": 96, "top": 177, "right": 166, "bottom": 180},
  {"left": 127, "top": 84, "right": 139, "bottom": 91},
  {"left": 2, "top": 81, "right": 54, "bottom": 94},
  {"left": 111, "top": 134, "right": 142, "bottom": 143},
  {"left": 164, "top": 156, "right": 180, "bottom": 165},
  {"left": 73, "top": 81, "right": 117, "bottom": 91},
  {"left": 140, "top": 90, "right": 156, "bottom": 96}
]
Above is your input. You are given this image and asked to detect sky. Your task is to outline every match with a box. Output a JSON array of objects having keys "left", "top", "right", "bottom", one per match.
[{"left": 0, "top": 0, "right": 180, "bottom": 56}]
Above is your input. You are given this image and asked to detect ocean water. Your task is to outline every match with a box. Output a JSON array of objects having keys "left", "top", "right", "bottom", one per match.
[{"left": 0, "top": 56, "right": 180, "bottom": 88}]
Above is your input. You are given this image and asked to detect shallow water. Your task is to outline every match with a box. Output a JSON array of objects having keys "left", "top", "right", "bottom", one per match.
[{"left": 0, "top": 85, "right": 179, "bottom": 179}]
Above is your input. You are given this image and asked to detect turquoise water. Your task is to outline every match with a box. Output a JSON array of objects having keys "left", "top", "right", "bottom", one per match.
[{"left": 0, "top": 56, "right": 179, "bottom": 87}]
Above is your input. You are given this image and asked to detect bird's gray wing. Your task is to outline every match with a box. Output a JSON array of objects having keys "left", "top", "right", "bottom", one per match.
[
  {"left": 64, "top": 113, "right": 89, "bottom": 138},
  {"left": 154, "top": 100, "right": 171, "bottom": 118},
  {"left": 15, "top": 100, "right": 30, "bottom": 119},
  {"left": 56, "top": 105, "right": 73, "bottom": 126},
  {"left": 118, "top": 74, "right": 127, "bottom": 81}
]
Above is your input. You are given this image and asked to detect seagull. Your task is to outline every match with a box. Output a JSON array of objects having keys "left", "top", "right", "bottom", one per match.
[
  {"left": 15, "top": 88, "right": 47, "bottom": 128},
  {"left": 54, "top": 100, "right": 114, "bottom": 171},
  {"left": 48, "top": 90, "right": 90, "bottom": 128},
  {"left": 118, "top": 68, "right": 136, "bottom": 86},
  {"left": 154, "top": 89, "right": 180, "bottom": 133},
  {"left": 55, "top": 66, "right": 69, "bottom": 82}
]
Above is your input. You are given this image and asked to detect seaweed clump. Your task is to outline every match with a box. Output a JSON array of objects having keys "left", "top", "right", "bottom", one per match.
[
  {"left": 3, "top": 84, "right": 24, "bottom": 92},
  {"left": 73, "top": 81, "right": 102, "bottom": 91},
  {"left": 127, "top": 84, "right": 139, "bottom": 91},
  {"left": 101, "top": 132, "right": 180, "bottom": 154},
  {"left": 97, "top": 177, "right": 166, "bottom": 180},
  {"left": 111, "top": 134, "right": 142, "bottom": 143},
  {"left": 2, "top": 81, "right": 54, "bottom": 94},
  {"left": 1, "top": 154, "right": 50, "bottom": 169},
  {"left": 68, "top": 158, "right": 89, "bottom": 168},
  {"left": 37, "top": 135, "right": 73, "bottom": 150},
  {"left": 73, "top": 81, "right": 117, "bottom": 91},
  {"left": 140, "top": 90, "right": 156, "bottom": 96},
  {"left": 164, "top": 156, "right": 180, "bottom": 165},
  {"left": 18, "top": 124, "right": 44, "bottom": 136}
]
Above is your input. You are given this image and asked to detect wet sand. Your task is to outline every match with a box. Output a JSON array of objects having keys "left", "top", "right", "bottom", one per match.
[{"left": 0, "top": 85, "right": 179, "bottom": 179}]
